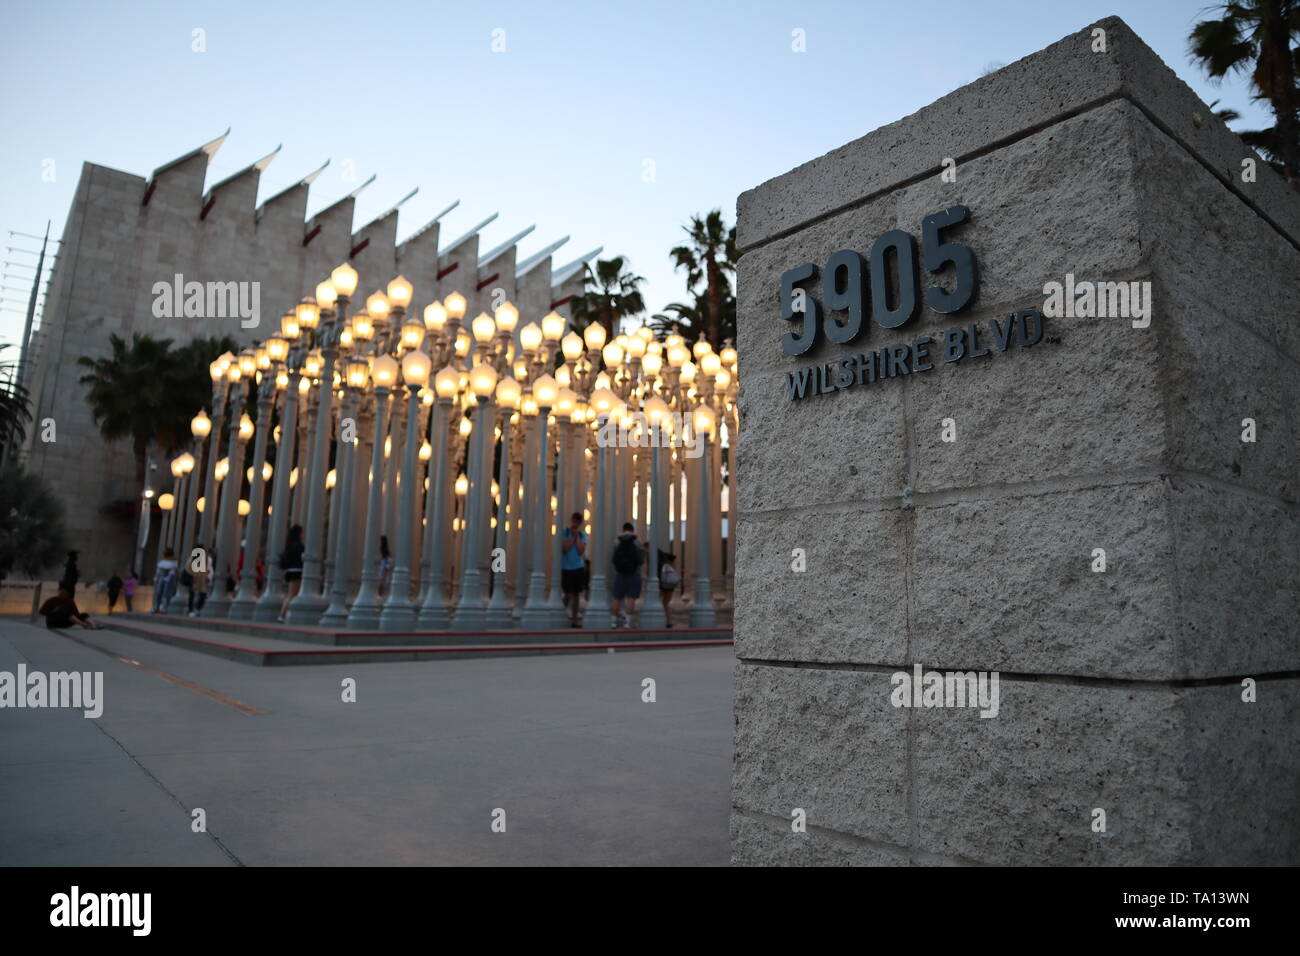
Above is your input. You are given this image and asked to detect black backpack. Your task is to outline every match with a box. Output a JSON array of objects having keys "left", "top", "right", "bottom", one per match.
[{"left": 612, "top": 536, "right": 641, "bottom": 574}]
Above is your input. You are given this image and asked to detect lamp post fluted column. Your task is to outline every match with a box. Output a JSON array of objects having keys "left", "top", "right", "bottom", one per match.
[
  {"left": 483, "top": 404, "right": 515, "bottom": 628},
  {"left": 690, "top": 425, "right": 717, "bottom": 628},
  {"left": 450, "top": 394, "right": 491, "bottom": 631},
  {"left": 320, "top": 381, "right": 363, "bottom": 626},
  {"left": 287, "top": 286, "right": 347, "bottom": 624},
  {"left": 416, "top": 393, "right": 454, "bottom": 628},
  {"left": 519, "top": 402, "right": 553, "bottom": 630},
  {"left": 204, "top": 377, "right": 249, "bottom": 618},
  {"left": 347, "top": 376, "right": 395, "bottom": 629},
  {"left": 255, "top": 361, "right": 302, "bottom": 621},
  {"left": 196, "top": 381, "right": 228, "bottom": 556},
  {"left": 640, "top": 435, "right": 667, "bottom": 628},
  {"left": 230, "top": 375, "right": 276, "bottom": 619},
  {"left": 584, "top": 417, "right": 611, "bottom": 630},
  {"left": 379, "top": 377, "right": 427, "bottom": 630}
]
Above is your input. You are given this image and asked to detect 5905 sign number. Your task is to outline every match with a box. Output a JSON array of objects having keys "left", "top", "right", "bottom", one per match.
[{"left": 779, "top": 205, "right": 979, "bottom": 356}]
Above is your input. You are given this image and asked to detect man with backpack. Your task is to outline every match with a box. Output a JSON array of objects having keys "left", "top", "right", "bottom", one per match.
[{"left": 610, "top": 522, "right": 644, "bottom": 629}]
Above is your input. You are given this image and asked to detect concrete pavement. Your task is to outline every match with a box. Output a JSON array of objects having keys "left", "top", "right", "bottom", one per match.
[{"left": 0, "top": 617, "right": 733, "bottom": 866}]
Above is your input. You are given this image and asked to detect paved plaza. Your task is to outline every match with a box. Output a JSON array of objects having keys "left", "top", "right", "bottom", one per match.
[{"left": 0, "top": 618, "right": 733, "bottom": 866}]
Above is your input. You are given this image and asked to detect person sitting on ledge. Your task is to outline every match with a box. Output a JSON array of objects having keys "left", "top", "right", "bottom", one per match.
[{"left": 39, "top": 587, "right": 103, "bottom": 630}]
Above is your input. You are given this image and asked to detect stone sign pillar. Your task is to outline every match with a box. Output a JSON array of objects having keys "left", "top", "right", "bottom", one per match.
[{"left": 732, "top": 17, "right": 1298, "bottom": 865}]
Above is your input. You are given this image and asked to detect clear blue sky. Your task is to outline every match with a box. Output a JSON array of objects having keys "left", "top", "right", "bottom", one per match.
[{"left": 0, "top": 0, "right": 1273, "bottom": 345}]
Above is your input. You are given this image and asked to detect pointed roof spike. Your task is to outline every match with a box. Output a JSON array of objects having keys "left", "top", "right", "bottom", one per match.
[
  {"left": 398, "top": 199, "right": 460, "bottom": 247},
  {"left": 363, "top": 187, "right": 419, "bottom": 232},
  {"left": 300, "top": 158, "right": 330, "bottom": 186},
  {"left": 440, "top": 212, "right": 498, "bottom": 255},
  {"left": 516, "top": 236, "right": 571, "bottom": 277},
  {"left": 346, "top": 173, "right": 377, "bottom": 200},
  {"left": 478, "top": 225, "right": 536, "bottom": 268},
  {"left": 148, "top": 126, "right": 231, "bottom": 181},
  {"left": 253, "top": 143, "right": 282, "bottom": 171},
  {"left": 256, "top": 159, "right": 330, "bottom": 220},
  {"left": 204, "top": 143, "right": 282, "bottom": 199},
  {"left": 308, "top": 173, "right": 376, "bottom": 222},
  {"left": 551, "top": 246, "right": 604, "bottom": 286}
]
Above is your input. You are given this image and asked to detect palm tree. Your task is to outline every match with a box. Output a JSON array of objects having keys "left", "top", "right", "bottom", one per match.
[
  {"left": 173, "top": 334, "right": 241, "bottom": 420},
  {"left": 649, "top": 292, "right": 736, "bottom": 346},
  {"left": 78, "top": 333, "right": 182, "bottom": 487},
  {"left": 1190, "top": 0, "right": 1300, "bottom": 187},
  {"left": 78, "top": 333, "right": 241, "bottom": 489},
  {"left": 569, "top": 256, "right": 647, "bottom": 338},
  {"left": 670, "top": 210, "right": 738, "bottom": 348},
  {"left": 0, "top": 464, "right": 68, "bottom": 581}
]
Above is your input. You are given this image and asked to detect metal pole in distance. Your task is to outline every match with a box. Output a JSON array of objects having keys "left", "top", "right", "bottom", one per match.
[
  {"left": 451, "top": 395, "right": 490, "bottom": 631},
  {"left": 320, "top": 386, "right": 361, "bottom": 627},
  {"left": 640, "top": 436, "right": 666, "bottom": 628},
  {"left": 518, "top": 404, "right": 552, "bottom": 630},
  {"left": 483, "top": 406, "right": 514, "bottom": 629},
  {"left": 346, "top": 385, "right": 392, "bottom": 629},
  {"left": 379, "top": 384, "right": 423, "bottom": 630},
  {"left": 204, "top": 381, "right": 248, "bottom": 617},
  {"left": 415, "top": 397, "right": 453, "bottom": 629},
  {"left": 583, "top": 422, "right": 609, "bottom": 630},
  {"left": 255, "top": 366, "right": 301, "bottom": 621},
  {"left": 286, "top": 301, "right": 343, "bottom": 623},
  {"left": 690, "top": 430, "right": 717, "bottom": 628},
  {"left": 230, "top": 376, "right": 276, "bottom": 619}
]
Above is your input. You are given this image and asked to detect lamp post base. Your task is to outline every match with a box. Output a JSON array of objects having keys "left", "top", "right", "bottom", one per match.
[
  {"left": 583, "top": 575, "right": 610, "bottom": 630},
  {"left": 252, "top": 583, "right": 284, "bottom": 622},
  {"left": 284, "top": 591, "right": 329, "bottom": 625}
]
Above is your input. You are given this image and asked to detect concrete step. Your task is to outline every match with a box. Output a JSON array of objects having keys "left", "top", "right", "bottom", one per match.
[
  {"left": 102, "top": 618, "right": 733, "bottom": 667},
  {"left": 113, "top": 612, "right": 731, "bottom": 647}
]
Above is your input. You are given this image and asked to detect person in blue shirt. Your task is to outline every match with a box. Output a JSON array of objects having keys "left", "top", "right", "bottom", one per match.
[{"left": 560, "top": 511, "right": 588, "bottom": 627}]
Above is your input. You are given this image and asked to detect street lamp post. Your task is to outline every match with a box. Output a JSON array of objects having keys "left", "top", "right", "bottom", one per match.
[
  {"left": 450, "top": 361, "right": 499, "bottom": 631},
  {"left": 519, "top": 373, "right": 558, "bottom": 630},
  {"left": 204, "top": 359, "right": 252, "bottom": 617},
  {"left": 639, "top": 394, "right": 670, "bottom": 629},
  {"left": 229, "top": 359, "right": 281, "bottom": 619},
  {"left": 345, "top": 354, "right": 399, "bottom": 629},
  {"left": 379, "top": 344, "right": 432, "bottom": 630},
  {"left": 254, "top": 341, "right": 303, "bottom": 621},
  {"left": 195, "top": 354, "right": 233, "bottom": 557},
  {"left": 690, "top": 404, "right": 718, "bottom": 628},
  {"left": 584, "top": 386, "right": 617, "bottom": 630},
  {"left": 287, "top": 266, "right": 355, "bottom": 623},
  {"left": 320, "top": 354, "right": 371, "bottom": 626},
  {"left": 483, "top": 376, "right": 521, "bottom": 628},
  {"left": 415, "top": 365, "right": 459, "bottom": 628}
]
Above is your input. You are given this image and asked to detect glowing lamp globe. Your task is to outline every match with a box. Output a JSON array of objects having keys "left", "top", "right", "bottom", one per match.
[
  {"left": 434, "top": 365, "right": 460, "bottom": 399},
  {"left": 386, "top": 275, "right": 413, "bottom": 308},
  {"left": 583, "top": 322, "right": 607, "bottom": 352},
  {"left": 372, "top": 354, "right": 400, "bottom": 389},
  {"left": 330, "top": 262, "right": 359, "bottom": 297},
  {"left": 402, "top": 349, "right": 432, "bottom": 387},
  {"left": 494, "top": 301, "right": 519, "bottom": 333}
]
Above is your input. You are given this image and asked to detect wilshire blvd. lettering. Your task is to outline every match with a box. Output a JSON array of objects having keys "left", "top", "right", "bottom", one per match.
[{"left": 786, "top": 309, "right": 1045, "bottom": 400}]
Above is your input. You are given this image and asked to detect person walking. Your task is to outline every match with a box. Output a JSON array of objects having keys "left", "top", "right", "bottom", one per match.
[
  {"left": 377, "top": 535, "right": 392, "bottom": 597},
  {"left": 59, "top": 550, "right": 80, "bottom": 595},
  {"left": 657, "top": 549, "right": 681, "bottom": 628},
  {"left": 277, "top": 524, "right": 304, "bottom": 622},
  {"left": 187, "top": 545, "right": 210, "bottom": 616},
  {"left": 152, "top": 549, "right": 179, "bottom": 613},
  {"left": 122, "top": 570, "right": 138, "bottom": 612},
  {"left": 560, "top": 512, "right": 588, "bottom": 627},
  {"left": 105, "top": 572, "right": 123, "bottom": 614},
  {"left": 609, "top": 522, "right": 644, "bottom": 629}
]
